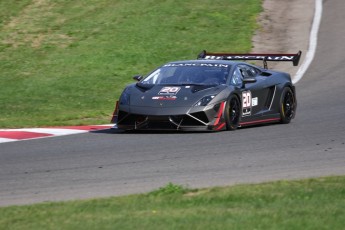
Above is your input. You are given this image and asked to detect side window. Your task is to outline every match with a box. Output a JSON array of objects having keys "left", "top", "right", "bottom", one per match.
[
  {"left": 247, "top": 66, "right": 259, "bottom": 77},
  {"left": 239, "top": 65, "right": 258, "bottom": 78},
  {"left": 231, "top": 67, "right": 243, "bottom": 86}
]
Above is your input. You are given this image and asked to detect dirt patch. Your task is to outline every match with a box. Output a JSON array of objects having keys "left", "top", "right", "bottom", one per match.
[{"left": 252, "top": 0, "right": 315, "bottom": 78}]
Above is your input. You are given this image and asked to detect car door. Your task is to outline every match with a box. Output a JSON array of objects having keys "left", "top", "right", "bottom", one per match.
[{"left": 237, "top": 64, "right": 272, "bottom": 121}]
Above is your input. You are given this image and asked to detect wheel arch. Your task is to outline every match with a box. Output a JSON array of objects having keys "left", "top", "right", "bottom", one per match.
[
  {"left": 225, "top": 92, "right": 242, "bottom": 117},
  {"left": 281, "top": 83, "right": 297, "bottom": 115},
  {"left": 279, "top": 85, "right": 297, "bottom": 123},
  {"left": 224, "top": 92, "right": 242, "bottom": 130}
]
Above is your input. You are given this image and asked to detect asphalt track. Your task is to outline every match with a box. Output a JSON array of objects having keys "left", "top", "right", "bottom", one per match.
[{"left": 1, "top": 0, "right": 345, "bottom": 207}]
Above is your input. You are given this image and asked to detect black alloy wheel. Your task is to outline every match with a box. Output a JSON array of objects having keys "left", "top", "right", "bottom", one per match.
[
  {"left": 280, "top": 87, "right": 296, "bottom": 124},
  {"left": 225, "top": 95, "right": 240, "bottom": 130}
]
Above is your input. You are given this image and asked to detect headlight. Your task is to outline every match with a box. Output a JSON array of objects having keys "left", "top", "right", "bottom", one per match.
[
  {"left": 119, "top": 88, "right": 130, "bottom": 105},
  {"left": 194, "top": 95, "right": 216, "bottom": 106}
]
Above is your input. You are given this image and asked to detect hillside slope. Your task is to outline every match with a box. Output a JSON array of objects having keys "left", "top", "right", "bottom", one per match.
[{"left": 0, "top": 0, "right": 261, "bottom": 128}]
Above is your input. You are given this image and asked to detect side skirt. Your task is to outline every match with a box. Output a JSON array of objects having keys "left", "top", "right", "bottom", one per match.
[{"left": 239, "top": 116, "right": 280, "bottom": 127}]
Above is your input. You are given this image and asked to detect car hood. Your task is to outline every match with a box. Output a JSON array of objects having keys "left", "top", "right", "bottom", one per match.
[{"left": 127, "top": 83, "right": 226, "bottom": 108}]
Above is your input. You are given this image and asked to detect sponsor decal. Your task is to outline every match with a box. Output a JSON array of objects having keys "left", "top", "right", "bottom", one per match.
[
  {"left": 159, "top": 86, "right": 181, "bottom": 95},
  {"left": 242, "top": 91, "right": 252, "bottom": 117},
  {"left": 152, "top": 96, "right": 177, "bottom": 100},
  {"left": 252, "top": 97, "right": 258, "bottom": 107},
  {"left": 163, "top": 63, "right": 229, "bottom": 68},
  {"left": 242, "top": 108, "right": 251, "bottom": 116},
  {"left": 205, "top": 55, "right": 295, "bottom": 61}
]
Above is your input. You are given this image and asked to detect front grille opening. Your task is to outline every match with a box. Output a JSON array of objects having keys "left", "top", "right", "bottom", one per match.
[
  {"left": 170, "top": 115, "right": 184, "bottom": 124},
  {"left": 189, "top": 111, "right": 209, "bottom": 123},
  {"left": 118, "top": 112, "right": 148, "bottom": 126},
  {"left": 147, "top": 121, "right": 177, "bottom": 129},
  {"left": 143, "top": 116, "right": 177, "bottom": 130},
  {"left": 181, "top": 115, "right": 206, "bottom": 126},
  {"left": 118, "top": 110, "right": 128, "bottom": 122},
  {"left": 119, "top": 112, "right": 208, "bottom": 129}
]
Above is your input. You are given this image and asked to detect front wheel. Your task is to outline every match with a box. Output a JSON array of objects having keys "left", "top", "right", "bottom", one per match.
[
  {"left": 225, "top": 95, "right": 241, "bottom": 130},
  {"left": 280, "top": 87, "right": 296, "bottom": 124}
]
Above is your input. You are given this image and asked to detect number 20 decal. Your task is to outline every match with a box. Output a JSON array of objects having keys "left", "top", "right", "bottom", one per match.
[
  {"left": 242, "top": 91, "right": 252, "bottom": 108},
  {"left": 159, "top": 87, "right": 181, "bottom": 95}
]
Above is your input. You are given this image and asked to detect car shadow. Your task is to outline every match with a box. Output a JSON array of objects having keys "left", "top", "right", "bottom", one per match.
[
  {"left": 90, "top": 122, "right": 283, "bottom": 135},
  {"left": 90, "top": 128, "right": 213, "bottom": 135}
]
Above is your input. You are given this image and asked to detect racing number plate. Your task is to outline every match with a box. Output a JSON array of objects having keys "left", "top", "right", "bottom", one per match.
[
  {"left": 242, "top": 91, "right": 252, "bottom": 116},
  {"left": 159, "top": 87, "right": 181, "bottom": 95}
]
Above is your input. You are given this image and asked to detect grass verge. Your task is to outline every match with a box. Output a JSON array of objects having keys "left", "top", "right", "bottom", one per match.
[
  {"left": 0, "top": 176, "right": 344, "bottom": 229},
  {"left": 0, "top": 0, "right": 261, "bottom": 128}
]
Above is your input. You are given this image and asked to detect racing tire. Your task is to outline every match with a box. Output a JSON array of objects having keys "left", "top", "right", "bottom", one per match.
[
  {"left": 280, "top": 87, "right": 296, "bottom": 124},
  {"left": 225, "top": 95, "right": 241, "bottom": 130}
]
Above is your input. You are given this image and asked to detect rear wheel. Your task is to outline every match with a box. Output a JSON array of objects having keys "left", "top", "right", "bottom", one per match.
[
  {"left": 280, "top": 87, "right": 296, "bottom": 124},
  {"left": 225, "top": 95, "right": 241, "bottom": 130}
]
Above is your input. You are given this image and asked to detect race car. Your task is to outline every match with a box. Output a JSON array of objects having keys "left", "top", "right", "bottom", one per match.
[{"left": 111, "top": 50, "right": 301, "bottom": 131}]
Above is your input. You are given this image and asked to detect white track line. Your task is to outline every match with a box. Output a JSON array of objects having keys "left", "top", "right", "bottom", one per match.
[
  {"left": 293, "top": 0, "right": 323, "bottom": 84},
  {"left": 0, "top": 138, "right": 16, "bottom": 143},
  {"left": 15, "top": 128, "right": 87, "bottom": 135},
  {"left": 0, "top": 125, "right": 113, "bottom": 143}
]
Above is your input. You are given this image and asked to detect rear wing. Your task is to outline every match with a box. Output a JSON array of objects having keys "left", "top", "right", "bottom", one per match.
[{"left": 197, "top": 50, "right": 302, "bottom": 69}]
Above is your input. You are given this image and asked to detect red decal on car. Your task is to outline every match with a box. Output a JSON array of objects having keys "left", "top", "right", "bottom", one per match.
[{"left": 214, "top": 101, "right": 226, "bottom": 126}]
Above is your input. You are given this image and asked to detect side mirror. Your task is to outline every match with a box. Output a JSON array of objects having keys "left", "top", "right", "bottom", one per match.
[
  {"left": 242, "top": 78, "right": 256, "bottom": 88},
  {"left": 133, "top": 75, "right": 143, "bottom": 81},
  {"left": 243, "top": 78, "right": 256, "bottom": 84}
]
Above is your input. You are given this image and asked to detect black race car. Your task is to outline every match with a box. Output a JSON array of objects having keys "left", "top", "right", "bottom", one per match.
[{"left": 111, "top": 50, "right": 301, "bottom": 131}]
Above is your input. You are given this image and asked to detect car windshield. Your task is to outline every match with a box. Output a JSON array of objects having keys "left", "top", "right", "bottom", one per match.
[{"left": 141, "top": 63, "right": 231, "bottom": 85}]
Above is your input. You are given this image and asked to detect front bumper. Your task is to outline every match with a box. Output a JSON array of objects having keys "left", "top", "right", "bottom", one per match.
[{"left": 113, "top": 102, "right": 226, "bottom": 131}]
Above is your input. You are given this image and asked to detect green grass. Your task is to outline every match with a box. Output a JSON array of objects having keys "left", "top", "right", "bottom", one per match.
[
  {"left": 1, "top": 176, "right": 344, "bottom": 229},
  {"left": 0, "top": 0, "right": 261, "bottom": 128}
]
